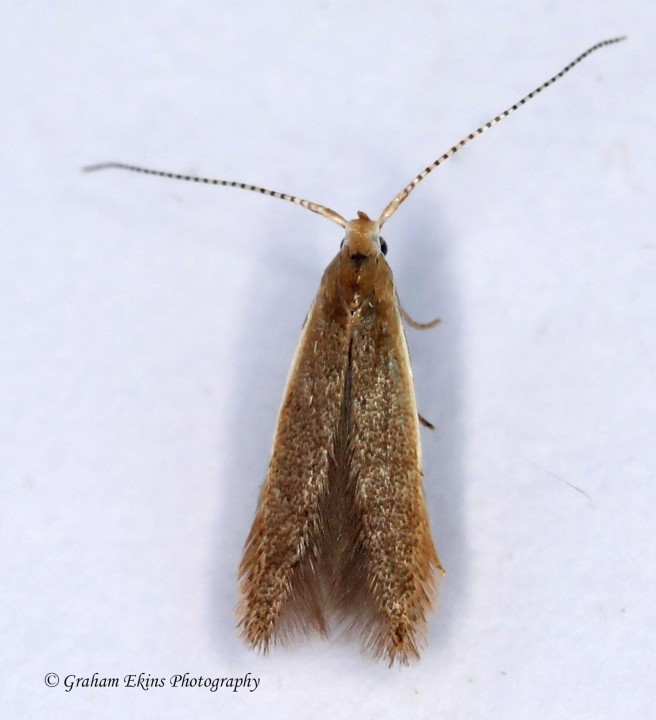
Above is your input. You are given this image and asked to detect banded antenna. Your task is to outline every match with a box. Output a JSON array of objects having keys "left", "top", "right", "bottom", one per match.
[
  {"left": 83, "top": 161, "right": 348, "bottom": 228},
  {"left": 377, "top": 36, "right": 625, "bottom": 226},
  {"left": 84, "top": 37, "right": 625, "bottom": 229}
]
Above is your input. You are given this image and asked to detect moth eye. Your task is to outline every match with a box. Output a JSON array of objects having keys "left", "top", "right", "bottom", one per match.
[
  {"left": 340, "top": 238, "right": 345, "bottom": 248},
  {"left": 380, "top": 238, "right": 388, "bottom": 255}
]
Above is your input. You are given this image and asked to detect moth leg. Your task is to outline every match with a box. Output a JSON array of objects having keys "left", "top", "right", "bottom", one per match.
[
  {"left": 418, "top": 413, "right": 435, "bottom": 430},
  {"left": 400, "top": 305, "right": 441, "bottom": 330}
]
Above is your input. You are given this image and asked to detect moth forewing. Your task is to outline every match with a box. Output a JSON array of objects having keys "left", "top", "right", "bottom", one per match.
[
  {"left": 237, "top": 252, "right": 352, "bottom": 648},
  {"left": 346, "top": 256, "right": 442, "bottom": 665}
]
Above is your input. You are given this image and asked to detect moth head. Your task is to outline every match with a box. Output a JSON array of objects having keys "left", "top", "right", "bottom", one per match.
[{"left": 341, "top": 211, "right": 387, "bottom": 262}]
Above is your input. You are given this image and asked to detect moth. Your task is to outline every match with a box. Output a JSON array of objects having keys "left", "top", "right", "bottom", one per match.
[{"left": 85, "top": 37, "right": 624, "bottom": 665}]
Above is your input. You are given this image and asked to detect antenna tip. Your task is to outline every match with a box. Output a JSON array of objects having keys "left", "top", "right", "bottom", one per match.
[{"left": 82, "top": 162, "right": 118, "bottom": 173}]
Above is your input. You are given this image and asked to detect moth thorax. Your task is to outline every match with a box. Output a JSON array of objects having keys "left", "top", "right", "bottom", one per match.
[{"left": 345, "top": 211, "right": 381, "bottom": 257}]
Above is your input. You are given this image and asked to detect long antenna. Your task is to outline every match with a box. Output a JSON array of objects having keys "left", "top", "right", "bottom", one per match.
[
  {"left": 377, "top": 36, "right": 626, "bottom": 227},
  {"left": 85, "top": 38, "right": 624, "bottom": 231},
  {"left": 83, "top": 161, "right": 348, "bottom": 228}
]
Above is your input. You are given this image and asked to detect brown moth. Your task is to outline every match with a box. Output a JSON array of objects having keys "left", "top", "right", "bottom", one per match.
[
  {"left": 85, "top": 37, "right": 625, "bottom": 665},
  {"left": 238, "top": 210, "right": 443, "bottom": 665}
]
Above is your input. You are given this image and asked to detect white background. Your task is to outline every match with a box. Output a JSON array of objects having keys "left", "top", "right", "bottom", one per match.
[{"left": 2, "top": 2, "right": 654, "bottom": 718}]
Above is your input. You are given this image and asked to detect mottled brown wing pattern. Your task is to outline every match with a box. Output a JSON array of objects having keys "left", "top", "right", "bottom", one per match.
[
  {"left": 237, "top": 255, "right": 351, "bottom": 649},
  {"left": 239, "top": 243, "right": 441, "bottom": 664},
  {"left": 344, "top": 259, "right": 443, "bottom": 665}
]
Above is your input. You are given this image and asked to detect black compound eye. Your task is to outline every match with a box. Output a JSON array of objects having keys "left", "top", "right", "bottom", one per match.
[{"left": 380, "top": 238, "right": 388, "bottom": 255}]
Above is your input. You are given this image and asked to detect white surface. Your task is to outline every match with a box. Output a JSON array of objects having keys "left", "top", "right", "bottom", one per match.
[{"left": 2, "top": 2, "right": 654, "bottom": 718}]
